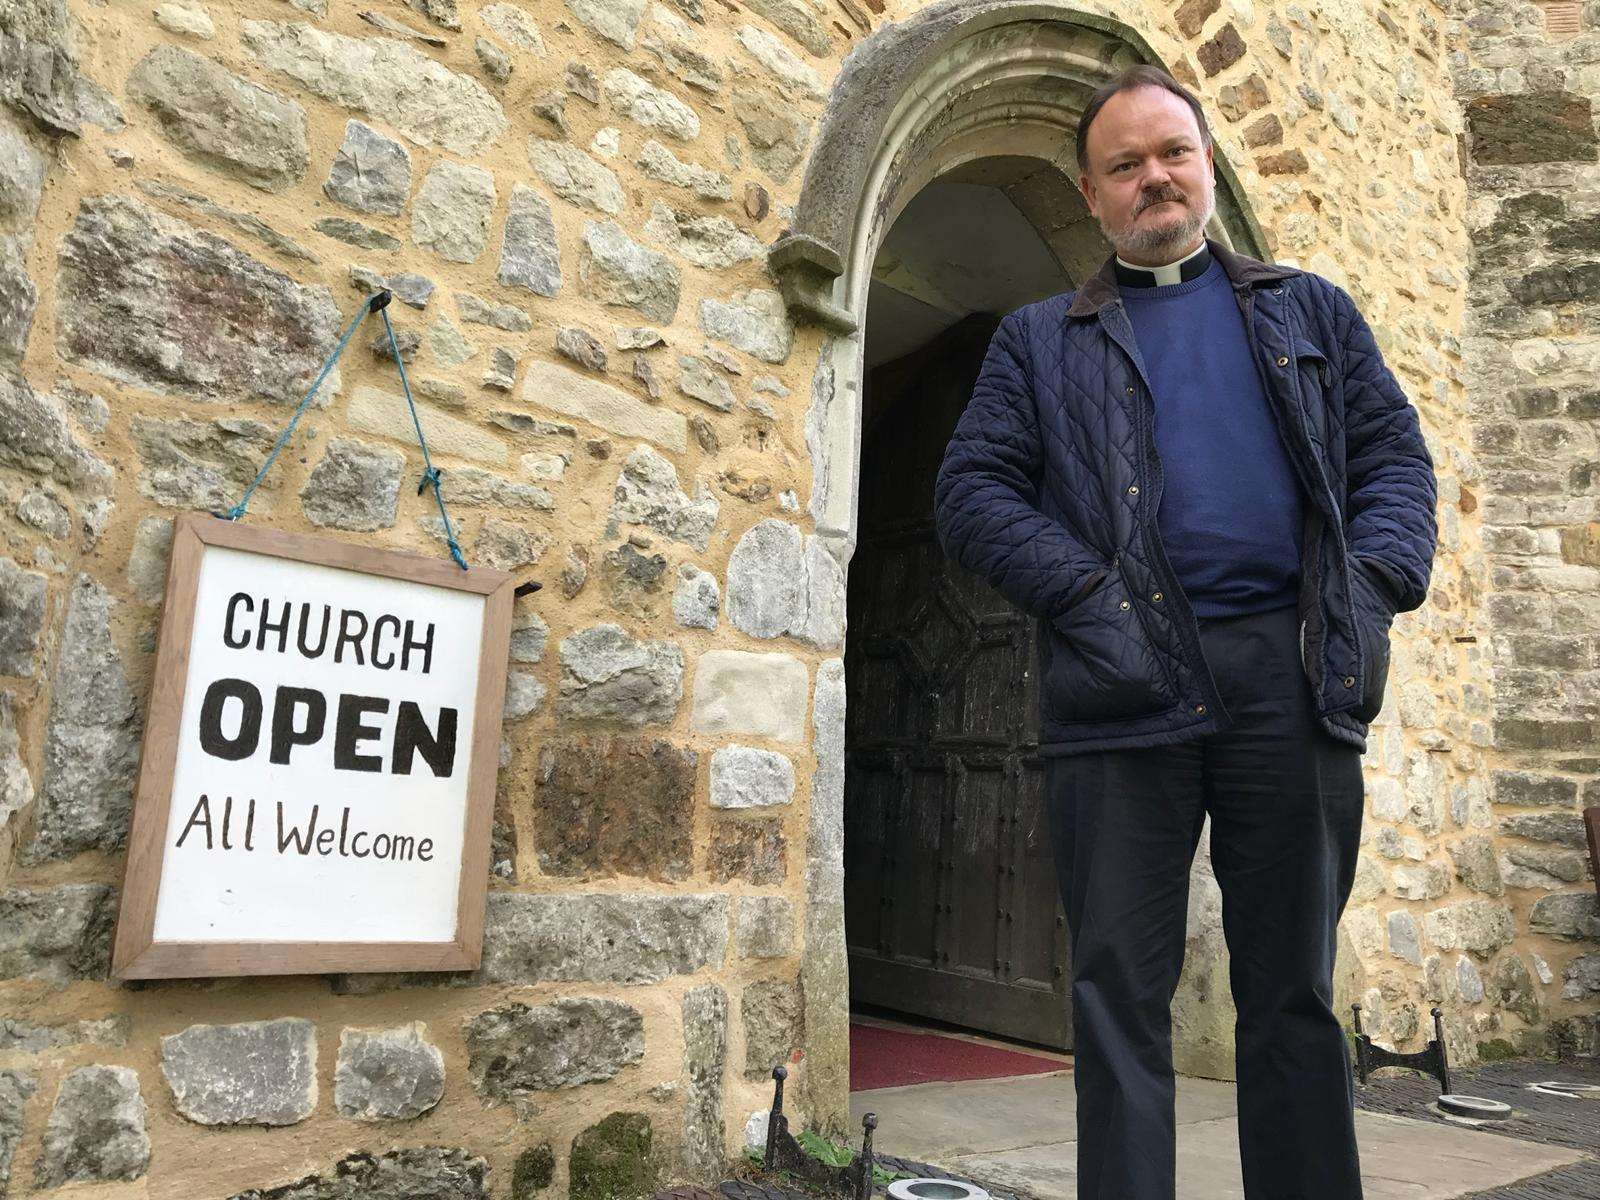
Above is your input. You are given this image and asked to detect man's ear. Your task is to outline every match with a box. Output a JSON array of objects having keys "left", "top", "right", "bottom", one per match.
[{"left": 1078, "top": 173, "right": 1096, "bottom": 216}]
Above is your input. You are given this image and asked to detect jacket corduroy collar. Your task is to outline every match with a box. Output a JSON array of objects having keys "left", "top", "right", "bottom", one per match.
[{"left": 1064, "top": 236, "right": 1300, "bottom": 319}]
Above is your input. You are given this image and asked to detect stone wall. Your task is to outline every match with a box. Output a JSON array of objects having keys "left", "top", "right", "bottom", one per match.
[{"left": 0, "top": 0, "right": 1593, "bottom": 1195}]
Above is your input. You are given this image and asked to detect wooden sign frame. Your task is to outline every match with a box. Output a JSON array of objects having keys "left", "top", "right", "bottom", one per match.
[{"left": 111, "top": 513, "right": 514, "bottom": 980}]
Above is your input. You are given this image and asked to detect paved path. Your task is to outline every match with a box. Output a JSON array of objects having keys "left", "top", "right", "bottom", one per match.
[{"left": 851, "top": 1071, "right": 1591, "bottom": 1199}]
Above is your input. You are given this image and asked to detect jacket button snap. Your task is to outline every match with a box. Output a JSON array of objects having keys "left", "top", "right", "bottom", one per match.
[
  {"left": 1344, "top": 675, "right": 1356, "bottom": 687},
  {"left": 1127, "top": 484, "right": 1139, "bottom": 495},
  {"left": 1125, "top": 385, "right": 1135, "bottom": 394},
  {"left": 1119, "top": 599, "right": 1130, "bottom": 610},
  {"left": 1152, "top": 592, "right": 1163, "bottom": 603},
  {"left": 1273, "top": 287, "right": 1282, "bottom": 295},
  {"left": 1276, "top": 355, "right": 1289, "bottom": 366},
  {"left": 1194, "top": 704, "right": 1206, "bottom": 715}
]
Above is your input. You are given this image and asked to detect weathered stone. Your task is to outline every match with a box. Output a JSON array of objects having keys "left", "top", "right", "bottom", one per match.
[
  {"left": 154, "top": 2, "right": 215, "bottom": 39},
  {"left": 226, "top": 1148, "right": 488, "bottom": 1200},
  {"left": 636, "top": 139, "right": 732, "bottom": 200},
  {"left": 741, "top": 0, "right": 828, "bottom": 55},
  {"left": 0, "top": 884, "right": 115, "bottom": 984},
  {"left": 242, "top": 21, "right": 506, "bottom": 155},
  {"left": 610, "top": 445, "right": 718, "bottom": 550},
  {"left": 458, "top": 293, "right": 532, "bottom": 331},
  {"left": 602, "top": 67, "right": 699, "bottom": 140},
  {"left": 133, "top": 178, "right": 314, "bottom": 262},
  {"left": 410, "top": 0, "right": 461, "bottom": 29},
  {"left": 1491, "top": 953, "right": 1542, "bottom": 1022},
  {"left": 348, "top": 389, "right": 506, "bottom": 464},
  {"left": 1197, "top": 22, "right": 1245, "bottom": 75},
  {"left": 58, "top": 196, "right": 342, "bottom": 405},
  {"left": 691, "top": 650, "right": 808, "bottom": 742},
  {"left": 0, "top": 375, "right": 109, "bottom": 492},
  {"left": 730, "top": 84, "right": 809, "bottom": 181},
  {"left": 512, "top": 1144, "right": 556, "bottom": 1198},
  {"left": 735, "top": 25, "right": 822, "bottom": 99},
  {"left": 710, "top": 818, "right": 786, "bottom": 884},
  {"left": 0, "top": 237, "right": 34, "bottom": 365},
  {"left": 556, "top": 623, "right": 683, "bottom": 726},
  {"left": 570, "top": 1112, "right": 660, "bottom": 1200},
  {"left": 677, "top": 354, "right": 735, "bottom": 411},
  {"left": 642, "top": 5, "right": 722, "bottom": 93},
  {"left": 1456, "top": 955, "right": 1485, "bottom": 1003},
  {"left": 1491, "top": 768, "right": 1577, "bottom": 808},
  {"left": 1499, "top": 810, "right": 1588, "bottom": 847},
  {"left": 475, "top": 36, "right": 511, "bottom": 84},
  {"left": 0, "top": 114, "right": 45, "bottom": 233},
  {"left": 1466, "top": 92, "right": 1598, "bottom": 166},
  {"left": 483, "top": 347, "right": 518, "bottom": 392},
  {"left": 0, "top": 557, "right": 45, "bottom": 677},
  {"left": 580, "top": 218, "right": 681, "bottom": 323},
  {"left": 0, "top": 1069, "right": 33, "bottom": 1193},
  {"left": 737, "top": 896, "right": 793, "bottom": 959},
  {"left": 1175, "top": 0, "right": 1220, "bottom": 38},
  {"left": 602, "top": 542, "right": 668, "bottom": 618},
  {"left": 509, "top": 612, "right": 550, "bottom": 664},
  {"left": 133, "top": 416, "right": 278, "bottom": 510},
  {"left": 161, "top": 1019, "right": 316, "bottom": 1126},
  {"left": 673, "top": 563, "right": 719, "bottom": 629},
  {"left": 425, "top": 312, "right": 477, "bottom": 367},
  {"left": 499, "top": 184, "right": 562, "bottom": 296},
  {"left": 699, "top": 288, "right": 793, "bottom": 364},
  {"left": 1422, "top": 899, "right": 1517, "bottom": 957},
  {"left": 0, "top": 693, "right": 31, "bottom": 824},
  {"left": 534, "top": 736, "right": 694, "bottom": 879},
  {"left": 129, "top": 46, "right": 307, "bottom": 190},
  {"left": 29, "top": 577, "right": 138, "bottom": 862},
  {"left": 1447, "top": 836, "right": 1505, "bottom": 896},
  {"left": 334, "top": 1024, "right": 445, "bottom": 1121},
  {"left": 1563, "top": 953, "right": 1600, "bottom": 1001},
  {"left": 726, "top": 519, "right": 844, "bottom": 647},
  {"left": 480, "top": 892, "right": 727, "bottom": 984},
  {"left": 16, "top": 487, "right": 67, "bottom": 539},
  {"left": 34, "top": 1066, "right": 148, "bottom": 1187},
  {"left": 351, "top": 266, "right": 434, "bottom": 309},
  {"left": 324, "top": 120, "right": 412, "bottom": 214},
  {"left": 681, "top": 984, "right": 727, "bottom": 1178},
  {"left": 467, "top": 998, "right": 643, "bottom": 1105},
  {"left": 1528, "top": 892, "right": 1600, "bottom": 940},
  {"left": 615, "top": 325, "right": 665, "bottom": 350},
  {"left": 0, "top": 1017, "right": 128, "bottom": 1053},
  {"left": 301, "top": 438, "right": 403, "bottom": 531},
  {"left": 412, "top": 160, "right": 495, "bottom": 263},
  {"left": 566, "top": 0, "right": 647, "bottom": 49},
  {"left": 530, "top": 137, "right": 624, "bottom": 214},
  {"left": 557, "top": 326, "right": 609, "bottom": 370},
  {"left": 1502, "top": 843, "right": 1587, "bottom": 886},
  {"left": 1387, "top": 910, "right": 1422, "bottom": 965},
  {"left": 710, "top": 746, "right": 794, "bottom": 809},
  {"left": 741, "top": 978, "right": 802, "bottom": 1080}
]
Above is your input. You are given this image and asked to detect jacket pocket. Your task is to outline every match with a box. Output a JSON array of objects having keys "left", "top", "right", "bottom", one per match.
[
  {"left": 1347, "top": 557, "right": 1395, "bottom": 724},
  {"left": 1042, "top": 572, "right": 1178, "bottom": 724}
]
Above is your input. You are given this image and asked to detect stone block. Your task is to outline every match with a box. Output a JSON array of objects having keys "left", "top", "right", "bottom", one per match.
[
  {"left": 224, "top": 1148, "right": 488, "bottom": 1200},
  {"left": 466, "top": 998, "right": 643, "bottom": 1103},
  {"left": 681, "top": 984, "right": 727, "bottom": 1178},
  {"left": 741, "top": 978, "right": 802, "bottom": 1081},
  {"left": 160, "top": 1019, "right": 317, "bottom": 1126},
  {"left": 610, "top": 445, "right": 719, "bottom": 550},
  {"left": 34, "top": 1066, "right": 148, "bottom": 1186},
  {"left": 0, "top": 1069, "right": 33, "bottom": 1194},
  {"left": 710, "top": 817, "right": 786, "bottom": 884},
  {"left": 1528, "top": 893, "right": 1600, "bottom": 940},
  {"left": 0, "top": 884, "right": 115, "bottom": 984},
  {"left": 736, "top": 896, "right": 793, "bottom": 959},
  {"left": 301, "top": 437, "right": 404, "bottom": 531},
  {"left": 347, "top": 387, "right": 507, "bottom": 464},
  {"left": 533, "top": 735, "right": 695, "bottom": 879},
  {"left": 334, "top": 1023, "right": 445, "bottom": 1120},
  {"left": 324, "top": 120, "right": 412, "bottom": 214},
  {"left": 480, "top": 892, "right": 727, "bottom": 984},
  {"left": 580, "top": 218, "right": 682, "bottom": 323},
  {"left": 691, "top": 650, "right": 809, "bottom": 742},
  {"left": 673, "top": 564, "right": 720, "bottom": 629},
  {"left": 710, "top": 746, "right": 795, "bottom": 809},
  {"left": 698, "top": 288, "right": 792, "bottom": 365},
  {"left": 1422, "top": 899, "right": 1517, "bottom": 957},
  {"left": 412, "top": 160, "right": 495, "bottom": 263},
  {"left": 520, "top": 360, "right": 686, "bottom": 451},
  {"left": 570, "top": 1112, "right": 660, "bottom": 1200},
  {"left": 0, "top": 557, "right": 45, "bottom": 677},
  {"left": 556, "top": 623, "right": 683, "bottom": 726},
  {"left": 1466, "top": 92, "right": 1598, "bottom": 166}
]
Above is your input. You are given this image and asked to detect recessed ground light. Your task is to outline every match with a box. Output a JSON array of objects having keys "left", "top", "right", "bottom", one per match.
[
  {"left": 1525, "top": 1080, "right": 1600, "bottom": 1100},
  {"left": 1437, "top": 1094, "right": 1513, "bottom": 1120},
  {"left": 887, "top": 1180, "right": 990, "bottom": 1200}
]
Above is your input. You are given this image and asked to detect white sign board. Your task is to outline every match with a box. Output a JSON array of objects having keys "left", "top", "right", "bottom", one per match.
[{"left": 113, "top": 514, "right": 513, "bottom": 979}]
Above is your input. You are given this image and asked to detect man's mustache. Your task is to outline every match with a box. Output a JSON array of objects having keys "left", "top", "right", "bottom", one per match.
[{"left": 1138, "top": 190, "right": 1186, "bottom": 212}]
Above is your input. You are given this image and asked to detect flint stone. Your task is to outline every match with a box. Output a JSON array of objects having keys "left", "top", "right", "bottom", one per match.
[
  {"left": 0, "top": 374, "right": 110, "bottom": 491},
  {"left": 480, "top": 891, "right": 728, "bottom": 984},
  {"left": 334, "top": 1024, "right": 445, "bottom": 1120},
  {"left": 132, "top": 416, "right": 278, "bottom": 510},
  {"left": 602, "top": 67, "right": 699, "bottom": 140},
  {"left": 673, "top": 563, "right": 719, "bottom": 629},
  {"left": 711, "top": 746, "right": 794, "bottom": 809},
  {"left": 499, "top": 184, "right": 562, "bottom": 296},
  {"left": 557, "top": 326, "right": 609, "bottom": 371},
  {"left": 0, "top": 557, "right": 46, "bottom": 676},
  {"left": 700, "top": 288, "right": 792, "bottom": 364},
  {"left": 481, "top": 4, "right": 546, "bottom": 52},
  {"left": 0, "top": 884, "right": 115, "bottom": 985},
  {"left": 226, "top": 1148, "right": 488, "bottom": 1200},
  {"left": 324, "top": 120, "right": 411, "bottom": 214},
  {"left": 466, "top": 998, "right": 643, "bottom": 1102},
  {"left": 681, "top": 984, "right": 727, "bottom": 1178},
  {"left": 610, "top": 444, "right": 719, "bottom": 550},
  {"left": 523, "top": 362, "right": 688, "bottom": 450},
  {"left": 35, "top": 1066, "right": 148, "bottom": 1186},
  {"left": 29, "top": 577, "right": 138, "bottom": 861},
  {"left": 580, "top": 218, "right": 681, "bottom": 324},
  {"left": 58, "top": 196, "right": 342, "bottom": 404},
  {"left": 161, "top": 1018, "right": 317, "bottom": 1126},
  {"left": 301, "top": 437, "right": 403, "bottom": 531},
  {"left": 737, "top": 896, "right": 793, "bottom": 958},
  {"left": 475, "top": 37, "right": 511, "bottom": 84},
  {"left": 691, "top": 650, "right": 808, "bottom": 742},
  {"left": 646, "top": 203, "right": 763, "bottom": 270},
  {"left": 1529, "top": 892, "right": 1600, "bottom": 940},
  {"left": 534, "top": 735, "right": 694, "bottom": 879},
  {"left": 636, "top": 138, "right": 731, "bottom": 200},
  {"left": 566, "top": 0, "right": 647, "bottom": 49},
  {"left": 413, "top": 161, "right": 495, "bottom": 262},
  {"left": 242, "top": 20, "right": 506, "bottom": 155},
  {"left": 557, "top": 623, "right": 683, "bottom": 726},
  {"left": 530, "top": 138, "right": 623, "bottom": 214},
  {"left": 741, "top": 978, "right": 802, "bottom": 1081},
  {"left": 458, "top": 292, "right": 532, "bottom": 331},
  {"left": 128, "top": 45, "right": 308, "bottom": 191},
  {"left": 1422, "top": 899, "right": 1517, "bottom": 957}
]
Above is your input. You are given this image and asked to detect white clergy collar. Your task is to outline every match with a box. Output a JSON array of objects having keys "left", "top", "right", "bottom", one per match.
[{"left": 1115, "top": 240, "right": 1211, "bottom": 287}]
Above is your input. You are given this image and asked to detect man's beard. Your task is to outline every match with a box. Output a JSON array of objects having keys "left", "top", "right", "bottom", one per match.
[{"left": 1099, "top": 182, "right": 1216, "bottom": 261}]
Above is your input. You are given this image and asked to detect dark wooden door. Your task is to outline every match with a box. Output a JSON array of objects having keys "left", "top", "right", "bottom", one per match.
[{"left": 844, "top": 313, "right": 1073, "bottom": 1049}]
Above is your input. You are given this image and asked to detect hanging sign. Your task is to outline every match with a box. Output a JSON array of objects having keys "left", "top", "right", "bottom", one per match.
[{"left": 112, "top": 513, "right": 514, "bottom": 979}]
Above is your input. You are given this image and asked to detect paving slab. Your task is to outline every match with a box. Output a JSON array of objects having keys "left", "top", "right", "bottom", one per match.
[{"left": 851, "top": 1072, "right": 1588, "bottom": 1199}]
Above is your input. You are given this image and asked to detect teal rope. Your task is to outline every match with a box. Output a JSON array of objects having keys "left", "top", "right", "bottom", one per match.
[
  {"left": 380, "top": 304, "right": 468, "bottom": 571},
  {"left": 217, "top": 291, "right": 470, "bottom": 572}
]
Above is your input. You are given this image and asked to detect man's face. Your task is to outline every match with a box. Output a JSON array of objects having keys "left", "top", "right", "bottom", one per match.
[{"left": 1078, "top": 86, "right": 1217, "bottom": 264}]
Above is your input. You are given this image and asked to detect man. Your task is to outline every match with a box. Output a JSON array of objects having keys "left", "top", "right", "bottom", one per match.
[{"left": 932, "top": 65, "right": 1438, "bottom": 1200}]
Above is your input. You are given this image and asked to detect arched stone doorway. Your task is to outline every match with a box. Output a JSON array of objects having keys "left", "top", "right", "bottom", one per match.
[{"left": 775, "top": 0, "right": 1283, "bottom": 1132}]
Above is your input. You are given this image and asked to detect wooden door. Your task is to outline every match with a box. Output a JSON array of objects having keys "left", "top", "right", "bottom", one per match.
[{"left": 844, "top": 313, "right": 1073, "bottom": 1049}]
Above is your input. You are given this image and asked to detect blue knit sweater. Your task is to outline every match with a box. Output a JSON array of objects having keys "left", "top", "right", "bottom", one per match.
[{"left": 1119, "top": 256, "right": 1304, "bottom": 618}]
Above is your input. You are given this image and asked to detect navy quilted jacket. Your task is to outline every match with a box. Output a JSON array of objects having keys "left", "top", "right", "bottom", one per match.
[{"left": 933, "top": 238, "right": 1438, "bottom": 756}]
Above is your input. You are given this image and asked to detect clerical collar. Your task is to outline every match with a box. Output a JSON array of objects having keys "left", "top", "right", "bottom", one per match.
[{"left": 1114, "top": 241, "right": 1212, "bottom": 287}]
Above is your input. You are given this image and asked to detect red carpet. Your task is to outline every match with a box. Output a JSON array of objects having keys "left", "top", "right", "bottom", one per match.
[{"left": 849, "top": 1022, "right": 1069, "bottom": 1091}]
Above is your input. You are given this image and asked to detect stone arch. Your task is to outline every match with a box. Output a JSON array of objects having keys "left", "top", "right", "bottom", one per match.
[{"left": 780, "top": 0, "right": 1283, "bottom": 1131}]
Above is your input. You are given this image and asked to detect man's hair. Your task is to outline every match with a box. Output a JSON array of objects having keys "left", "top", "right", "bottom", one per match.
[{"left": 1075, "top": 64, "right": 1214, "bottom": 174}]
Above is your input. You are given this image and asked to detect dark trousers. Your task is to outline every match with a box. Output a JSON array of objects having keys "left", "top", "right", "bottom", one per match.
[{"left": 1044, "top": 602, "right": 1365, "bottom": 1200}]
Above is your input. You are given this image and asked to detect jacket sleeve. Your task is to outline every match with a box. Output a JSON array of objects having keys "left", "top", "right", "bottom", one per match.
[
  {"left": 1333, "top": 285, "right": 1439, "bottom": 614},
  {"left": 932, "top": 309, "right": 1109, "bottom": 621}
]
